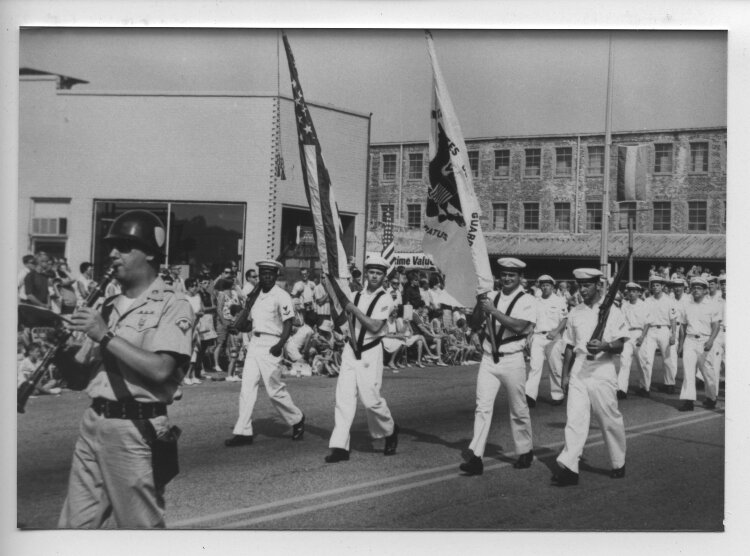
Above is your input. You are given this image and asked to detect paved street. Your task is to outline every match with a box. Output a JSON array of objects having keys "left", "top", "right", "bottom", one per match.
[{"left": 17, "top": 361, "right": 724, "bottom": 531}]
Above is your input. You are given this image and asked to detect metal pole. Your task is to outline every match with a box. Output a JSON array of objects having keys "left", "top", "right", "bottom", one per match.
[
  {"left": 628, "top": 215, "right": 634, "bottom": 282},
  {"left": 600, "top": 34, "right": 615, "bottom": 277}
]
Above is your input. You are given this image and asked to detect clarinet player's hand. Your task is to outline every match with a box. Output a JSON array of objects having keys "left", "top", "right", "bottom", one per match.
[{"left": 70, "top": 307, "right": 109, "bottom": 342}]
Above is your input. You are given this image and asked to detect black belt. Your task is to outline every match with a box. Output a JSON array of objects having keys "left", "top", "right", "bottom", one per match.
[
  {"left": 691, "top": 334, "right": 708, "bottom": 339},
  {"left": 651, "top": 325, "right": 669, "bottom": 329},
  {"left": 535, "top": 331, "right": 550, "bottom": 334},
  {"left": 253, "top": 331, "right": 280, "bottom": 337},
  {"left": 92, "top": 398, "right": 167, "bottom": 420},
  {"left": 629, "top": 327, "right": 642, "bottom": 331},
  {"left": 485, "top": 350, "right": 522, "bottom": 358}
]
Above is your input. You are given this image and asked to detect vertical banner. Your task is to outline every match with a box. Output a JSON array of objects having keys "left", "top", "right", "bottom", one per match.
[
  {"left": 616, "top": 144, "right": 648, "bottom": 201},
  {"left": 422, "top": 31, "right": 494, "bottom": 307},
  {"left": 282, "top": 32, "right": 351, "bottom": 328},
  {"left": 381, "top": 212, "right": 396, "bottom": 275}
]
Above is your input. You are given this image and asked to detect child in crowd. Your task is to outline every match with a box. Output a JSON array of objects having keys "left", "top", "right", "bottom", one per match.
[{"left": 308, "top": 319, "right": 339, "bottom": 376}]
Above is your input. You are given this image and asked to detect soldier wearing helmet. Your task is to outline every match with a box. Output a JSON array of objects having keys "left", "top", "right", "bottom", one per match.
[{"left": 59, "top": 210, "right": 194, "bottom": 528}]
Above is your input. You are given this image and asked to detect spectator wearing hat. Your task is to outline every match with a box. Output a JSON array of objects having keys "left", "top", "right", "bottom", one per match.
[
  {"left": 552, "top": 268, "right": 628, "bottom": 487},
  {"left": 525, "top": 275, "right": 568, "bottom": 407},
  {"left": 636, "top": 275, "right": 678, "bottom": 396},
  {"left": 225, "top": 260, "right": 305, "bottom": 447},
  {"left": 325, "top": 254, "right": 400, "bottom": 463},
  {"left": 459, "top": 257, "right": 536, "bottom": 476},
  {"left": 676, "top": 277, "right": 722, "bottom": 411},
  {"left": 291, "top": 267, "right": 316, "bottom": 320},
  {"left": 616, "top": 282, "right": 649, "bottom": 399}
]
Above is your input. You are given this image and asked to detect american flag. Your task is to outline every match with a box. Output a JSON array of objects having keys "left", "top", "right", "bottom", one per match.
[
  {"left": 381, "top": 212, "right": 396, "bottom": 273},
  {"left": 282, "top": 32, "right": 350, "bottom": 329}
]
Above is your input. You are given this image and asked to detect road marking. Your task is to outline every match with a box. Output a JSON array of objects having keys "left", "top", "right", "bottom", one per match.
[{"left": 170, "top": 411, "right": 722, "bottom": 528}]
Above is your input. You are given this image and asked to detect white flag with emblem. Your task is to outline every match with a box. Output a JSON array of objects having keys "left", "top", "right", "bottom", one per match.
[{"left": 422, "top": 31, "right": 494, "bottom": 307}]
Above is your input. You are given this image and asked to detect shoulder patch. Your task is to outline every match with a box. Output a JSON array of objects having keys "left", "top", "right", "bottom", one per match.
[{"left": 176, "top": 317, "right": 192, "bottom": 333}]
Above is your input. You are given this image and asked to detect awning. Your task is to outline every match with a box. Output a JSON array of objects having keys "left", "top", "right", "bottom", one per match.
[{"left": 381, "top": 232, "right": 725, "bottom": 261}]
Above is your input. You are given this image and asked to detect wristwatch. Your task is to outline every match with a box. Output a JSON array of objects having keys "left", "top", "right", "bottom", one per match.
[{"left": 99, "top": 331, "right": 115, "bottom": 351}]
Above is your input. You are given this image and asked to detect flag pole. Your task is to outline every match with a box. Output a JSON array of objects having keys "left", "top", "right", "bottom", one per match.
[{"left": 600, "top": 33, "right": 615, "bottom": 277}]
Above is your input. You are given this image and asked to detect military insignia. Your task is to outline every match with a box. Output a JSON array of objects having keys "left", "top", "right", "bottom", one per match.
[{"left": 176, "top": 318, "right": 192, "bottom": 333}]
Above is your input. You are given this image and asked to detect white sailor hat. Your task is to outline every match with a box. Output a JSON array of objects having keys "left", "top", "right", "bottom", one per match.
[
  {"left": 497, "top": 257, "right": 526, "bottom": 271},
  {"left": 706, "top": 275, "right": 718, "bottom": 283},
  {"left": 625, "top": 281, "right": 642, "bottom": 290},
  {"left": 648, "top": 275, "right": 669, "bottom": 284},
  {"left": 671, "top": 277, "right": 688, "bottom": 287},
  {"left": 256, "top": 259, "right": 283, "bottom": 271},
  {"left": 690, "top": 276, "right": 709, "bottom": 288},
  {"left": 537, "top": 274, "right": 555, "bottom": 284},
  {"left": 318, "top": 319, "right": 333, "bottom": 333},
  {"left": 719, "top": 274, "right": 727, "bottom": 283},
  {"left": 573, "top": 268, "right": 604, "bottom": 282},
  {"left": 364, "top": 254, "right": 390, "bottom": 271}
]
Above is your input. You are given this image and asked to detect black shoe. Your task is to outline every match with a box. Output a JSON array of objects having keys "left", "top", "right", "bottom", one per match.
[
  {"left": 513, "top": 450, "right": 534, "bottom": 469},
  {"left": 664, "top": 385, "right": 676, "bottom": 395},
  {"left": 526, "top": 395, "right": 537, "bottom": 408},
  {"left": 617, "top": 390, "right": 628, "bottom": 400},
  {"left": 324, "top": 448, "right": 350, "bottom": 463},
  {"left": 384, "top": 424, "right": 400, "bottom": 456},
  {"left": 292, "top": 414, "right": 305, "bottom": 440},
  {"left": 610, "top": 465, "right": 626, "bottom": 479},
  {"left": 635, "top": 387, "right": 650, "bottom": 398},
  {"left": 551, "top": 464, "right": 579, "bottom": 487},
  {"left": 225, "top": 434, "right": 253, "bottom": 447},
  {"left": 459, "top": 454, "right": 484, "bottom": 476},
  {"left": 678, "top": 400, "right": 694, "bottom": 412},
  {"left": 702, "top": 398, "right": 717, "bottom": 409}
]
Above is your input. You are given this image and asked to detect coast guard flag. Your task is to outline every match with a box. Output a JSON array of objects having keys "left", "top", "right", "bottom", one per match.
[
  {"left": 422, "top": 31, "right": 494, "bottom": 307},
  {"left": 282, "top": 32, "right": 350, "bottom": 328},
  {"left": 616, "top": 144, "right": 648, "bottom": 201}
]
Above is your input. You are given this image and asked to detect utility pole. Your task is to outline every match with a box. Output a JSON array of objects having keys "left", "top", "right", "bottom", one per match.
[{"left": 600, "top": 34, "right": 615, "bottom": 278}]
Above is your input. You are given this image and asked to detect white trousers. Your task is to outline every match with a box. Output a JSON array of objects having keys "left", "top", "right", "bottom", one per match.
[
  {"left": 526, "top": 334, "right": 565, "bottom": 401},
  {"left": 638, "top": 327, "right": 677, "bottom": 389},
  {"left": 469, "top": 351, "right": 533, "bottom": 458},
  {"left": 233, "top": 335, "right": 303, "bottom": 436},
  {"left": 705, "top": 331, "right": 725, "bottom": 387},
  {"left": 329, "top": 343, "right": 395, "bottom": 450},
  {"left": 615, "top": 330, "right": 643, "bottom": 393},
  {"left": 557, "top": 359, "right": 626, "bottom": 473},
  {"left": 680, "top": 336, "right": 719, "bottom": 401}
]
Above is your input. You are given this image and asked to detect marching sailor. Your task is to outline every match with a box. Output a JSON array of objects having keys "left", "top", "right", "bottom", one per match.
[
  {"left": 636, "top": 275, "right": 678, "bottom": 396},
  {"left": 616, "top": 282, "right": 648, "bottom": 399},
  {"left": 325, "top": 255, "right": 400, "bottom": 463},
  {"left": 460, "top": 257, "right": 536, "bottom": 476},
  {"left": 552, "top": 268, "right": 628, "bottom": 487}
]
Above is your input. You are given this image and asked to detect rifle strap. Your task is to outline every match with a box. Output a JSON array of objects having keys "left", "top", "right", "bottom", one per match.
[
  {"left": 491, "top": 291, "right": 527, "bottom": 348},
  {"left": 353, "top": 290, "right": 386, "bottom": 360}
]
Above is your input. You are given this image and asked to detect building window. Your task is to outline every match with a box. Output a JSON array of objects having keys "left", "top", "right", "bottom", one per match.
[
  {"left": 468, "top": 150, "right": 480, "bottom": 179},
  {"left": 523, "top": 203, "right": 540, "bottom": 231},
  {"left": 555, "top": 147, "right": 573, "bottom": 177},
  {"left": 687, "top": 200, "right": 707, "bottom": 232},
  {"left": 723, "top": 200, "right": 726, "bottom": 228},
  {"left": 493, "top": 149, "right": 510, "bottom": 178},
  {"left": 554, "top": 202, "right": 571, "bottom": 231},
  {"left": 382, "top": 154, "right": 397, "bottom": 181},
  {"left": 618, "top": 202, "right": 637, "bottom": 231},
  {"left": 588, "top": 146, "right": 604, "bottom": 176},
  {"left": 381, "top": 204, "right": 395, "bottom": 223},
  {"left": 586, "top": 202, "right": 602, "bottom": 231},
  {"left": 652, "top": 201, "right": 671, "bottom": 232},
  {"left": 689, "top": 142, "right": 709, "bottom": 173},
  {"left": 524, "top": 148, "right": 541, "bottom": 177},
  {"left": 492, "top": 203, "right": 508, "bottom": 230},
  {"left": 408, "top": 153, "right": 423, "bottom": 180},
  {"left": 407, "top": 204, "right": 422, "bottom": 229},
  {"left": 654, "top": 143, "right": 673, "bottom": 174}
]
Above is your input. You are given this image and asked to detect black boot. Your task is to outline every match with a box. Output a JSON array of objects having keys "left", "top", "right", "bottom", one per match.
[
  {"left": 384, "top": 424, "right": 400, "bottom": 456},
  {"left": 324, "top": 448, "right": 350, "bottom": 463},
  {"left": 459, "top": 454, "right": 484, "bottom": 476},
  {"left": 513, "top": 450, "right": 534, "bottom": 469}
]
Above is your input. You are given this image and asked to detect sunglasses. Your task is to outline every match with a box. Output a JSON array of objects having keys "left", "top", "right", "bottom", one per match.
[{"left": 108, "top": 239, "right": 138, "bottom": 253}]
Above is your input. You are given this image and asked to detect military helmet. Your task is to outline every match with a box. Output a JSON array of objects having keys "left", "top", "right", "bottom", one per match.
[{"left": 104, "top": 210, "right": 166, "bottom": 255}]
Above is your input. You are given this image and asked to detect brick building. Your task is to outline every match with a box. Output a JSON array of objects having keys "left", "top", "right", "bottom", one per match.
[{"left": 367, "top": 127, "right": 727, "bottom": 281}]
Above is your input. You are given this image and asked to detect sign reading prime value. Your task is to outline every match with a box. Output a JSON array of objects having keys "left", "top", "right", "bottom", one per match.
[{"left": 366, "top": 252, "right": 437, "bottom": 269}]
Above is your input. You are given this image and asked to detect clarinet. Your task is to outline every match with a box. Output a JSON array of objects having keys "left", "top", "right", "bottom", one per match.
[{"left": 17, "top": 265, "right": 117, "bottom": 413}]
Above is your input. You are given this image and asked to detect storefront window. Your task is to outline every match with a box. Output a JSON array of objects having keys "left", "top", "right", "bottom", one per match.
[{"left": 93, "top": 200, "right": 246, "bottom": 279}]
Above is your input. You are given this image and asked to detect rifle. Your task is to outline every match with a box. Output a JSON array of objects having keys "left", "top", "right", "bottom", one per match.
[
  {"left": 586, "top": 245, "right": 634, "bottom": 360},
  {"left": 18, "top": 265, "right": 116, "bottom": 413},
  {"left": 323, "top": 274, "right": 359, "bottom": 357},
  {"left": 233, "top": 283, "right": 262, "bottom": 333}
]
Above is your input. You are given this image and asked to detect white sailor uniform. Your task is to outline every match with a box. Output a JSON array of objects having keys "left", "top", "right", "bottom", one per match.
[
  {"left": 637, "top": 294, "right": 678, "bottom": 390},
  {"left": 232, "top": 284, "right": 303, "bottom": 436},
  {"left": 678, "top": 298, "right": 722, "bottom": 403},
  {"left": 469, "top": 285, "right": 536, "bottom": 459},
  {"left": 617, "top": 298, "right": 649, "bottom": 393},
  {"left": 557, "top": 302, "right": 628, "bottom": 473},
  {"left": 526, "top": 293, "right": 568, "bottom": 402},
  {"left": 328, "top": 286, "right": 396, "bottom": 450}
]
